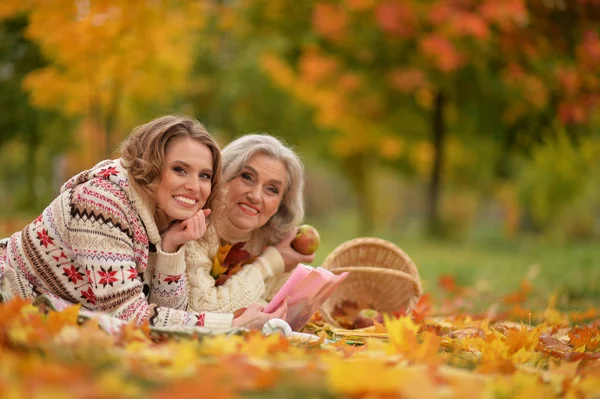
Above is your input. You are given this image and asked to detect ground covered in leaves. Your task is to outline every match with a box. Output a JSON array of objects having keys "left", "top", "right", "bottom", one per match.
[{"left": 2, "top": 278, "right": 600, "bottom": 398}]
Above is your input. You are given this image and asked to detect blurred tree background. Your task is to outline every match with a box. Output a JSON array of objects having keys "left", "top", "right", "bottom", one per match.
[{"left": 1, "top": 0, "right": 599, "bottom": 306}]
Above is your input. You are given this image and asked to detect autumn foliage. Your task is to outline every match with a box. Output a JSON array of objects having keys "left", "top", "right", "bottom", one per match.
[{"left": 2, "top": 276, "right": 600, "bottom": 398}]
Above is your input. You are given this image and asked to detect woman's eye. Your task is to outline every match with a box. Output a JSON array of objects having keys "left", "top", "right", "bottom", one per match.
[
  {"left": 199, "top": 172, "right": 212, "bottom": 180},
  {"left": 241, "top": 172, "right": 253, "bottom": 181},
  {"left": 173, "top": 166, "right": 186, "bottom": 174},
  {"left": 267, "top": 186, "right": 279, "bottom": 195}
]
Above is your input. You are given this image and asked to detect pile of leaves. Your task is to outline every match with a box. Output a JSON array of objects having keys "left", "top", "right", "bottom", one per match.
[{"left": 2, "top": 277, "right": 600, "bottom": 398}]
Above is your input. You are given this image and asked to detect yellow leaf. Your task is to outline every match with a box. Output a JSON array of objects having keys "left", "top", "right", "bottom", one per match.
[{"left": 325, "top": 357, "right": 404, "bottom": 394}]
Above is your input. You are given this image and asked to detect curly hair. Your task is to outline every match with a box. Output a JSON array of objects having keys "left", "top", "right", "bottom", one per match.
[{"left": 119, "top": 115, "right": 222, "bottom": 220}]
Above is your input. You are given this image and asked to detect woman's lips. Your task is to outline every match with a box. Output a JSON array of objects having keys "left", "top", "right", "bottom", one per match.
[
  {"left": 239, "top": 203, "right": 259, "bottom": 216},
  {"left": 173, "top": 195, "right": 197, "bottom": 207}
]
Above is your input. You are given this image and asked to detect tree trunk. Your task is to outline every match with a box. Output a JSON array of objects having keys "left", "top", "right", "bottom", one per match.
[{"left": 427, "top": 91, "right": 446, "bottom": 236}]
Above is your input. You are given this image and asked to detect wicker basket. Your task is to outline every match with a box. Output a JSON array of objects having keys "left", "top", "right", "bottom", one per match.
[{"left": 320, "top": 237, "right": 422, "bottom": 328}]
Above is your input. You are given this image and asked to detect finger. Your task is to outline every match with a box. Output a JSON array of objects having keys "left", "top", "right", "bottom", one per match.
[
  {"left": 271, "top": 304, "right": 287, "bottom": 320},
  {"left": 192, "top": 212, "right": 201, "bottom": 234},
  {"left": 194, "top": 208, "right": 211, "bottom": 218},
  {"left": 270, "top": 299, "right": 287, "bottom": 318},
  {"left": 178, "top": 218, "right": 190, "bottom": 232},
  {"left": 198, "top": 216, "right": 207, "bottom": 237},
  {"left": 302, "top": 254, "right": 316, "bottom": 264},
  {"left": 248, "top": 303, "right": 264, "bottom": 312},
  {"left": 167, "top": 220, "right": 182, "bottom": 232},
  {"left": 281, "top": 229, "right": 297, "bottom": 245}
]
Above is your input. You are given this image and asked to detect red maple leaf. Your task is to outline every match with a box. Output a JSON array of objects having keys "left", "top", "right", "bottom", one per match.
[
  {"left": 63, "top": 265, "right": 84, "bottom": 284},
  {"left": 223, "top": 242, "right": 254, "bottom": 266}
]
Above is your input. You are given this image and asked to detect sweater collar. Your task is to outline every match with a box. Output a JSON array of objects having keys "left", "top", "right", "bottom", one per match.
[{"left": 115, "top": 159, "right": 161, "bottom": 245}]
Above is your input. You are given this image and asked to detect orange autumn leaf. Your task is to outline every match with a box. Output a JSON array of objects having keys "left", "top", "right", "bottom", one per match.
[
  {"left": 569, "top": 326, "right": 600, "bottom": 352},
  {"left": 504, "top": 326, "right": 542, "bottom": 354},
  {"left": 0, "top": 296, "right": 31, "bottom": 326},
  {"left": 438, "top": 275, "right": 458, "bottom": 293},
  {"left": 372, "top": 320, "right": 387, "bottom": 334},
  {"left": 410, "top": 293, "right": 433, "bottom": 323},
  {"left": 46, "top": 304, "right": 81, "bottom": 334}
]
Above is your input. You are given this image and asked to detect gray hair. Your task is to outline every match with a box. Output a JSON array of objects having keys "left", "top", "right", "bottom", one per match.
[{"left": 221, "top": 134, "right": 305, "bottom": 249}]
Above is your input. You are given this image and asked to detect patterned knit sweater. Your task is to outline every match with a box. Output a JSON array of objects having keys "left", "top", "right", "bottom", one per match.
[
  {"left": 184, "top": 228, "right": 292, "bottom": 314},
  {"left": 0, "top": 159, "right": 233, "bottom": 331}
]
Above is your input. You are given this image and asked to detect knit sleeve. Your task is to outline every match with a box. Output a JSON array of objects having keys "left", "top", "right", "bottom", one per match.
[
  {"left": 186, "top": 240, "right": 286, "bottom": 313},
  {"left": 66, "top": 180, "right": 233, "bottom": 332},
  {"left": 147, "top": 243, "right": 188, "bottom": 310}
]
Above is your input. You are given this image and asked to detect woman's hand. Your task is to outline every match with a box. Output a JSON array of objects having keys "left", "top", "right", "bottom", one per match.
[
  {"left": 274, "top": 229, "right": 316, "bottom": 272},
  {"left": 161, "top": 209, "right": 211, "bottom": 253},
  {"left": 231, "top": 301, "right": 287, "bottom": 330}
]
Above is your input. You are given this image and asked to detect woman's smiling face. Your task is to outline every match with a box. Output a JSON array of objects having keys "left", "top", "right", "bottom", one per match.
[
  {"left": 224, "top": 153, "right": 287, "bottom": 239},
  {"left": 155, "top": 137, "right": 214, "bottom": 224}
]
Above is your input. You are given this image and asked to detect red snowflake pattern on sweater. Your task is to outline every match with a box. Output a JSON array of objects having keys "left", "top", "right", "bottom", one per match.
[
  {"left": 97, "top": 166, "right": 119, "bottom": 179},
  {"left": 196, "top": 313, "right": 205, "bottom": 327},
  {"left": 63, "top": 265, "right": 84, "bottom": 284},
  {"left": 36, "top": 229, "right": 54, "bottom": 248},
  {"left": 98, "top": 266, "right": 118, "bottom": 287},
  {"left": 127, "top": 266, "right": 137, "bottom": 281},
  {"left": 163, "top": 275, "right": 181, "bottom": 285},
  {"left": 80, "top": 287, "right": 97, "bottom": 305}
]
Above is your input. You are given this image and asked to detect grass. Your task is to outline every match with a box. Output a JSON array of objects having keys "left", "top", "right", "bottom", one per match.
[{"left": 307, "top": 213, "right": 600, "bottom": 312}]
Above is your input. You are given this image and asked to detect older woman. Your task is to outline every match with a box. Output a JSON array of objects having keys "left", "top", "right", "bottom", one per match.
[
  {"left": 0, "top": 115, "right": 285, "bottom": 332},
  {"left": 184, "top": 134, "right": 315, "bottom": 321}
]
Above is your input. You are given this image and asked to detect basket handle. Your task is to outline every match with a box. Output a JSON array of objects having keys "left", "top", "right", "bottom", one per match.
[{"left": 327, "top": 266, "right": 420, "bottom": 285}]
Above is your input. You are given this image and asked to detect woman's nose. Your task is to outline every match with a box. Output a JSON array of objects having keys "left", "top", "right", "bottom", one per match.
[
  {"left": 246, "top": 187, "right": 260, "bottom": 203},
  {"left": 184, "top": 177, "right": 199, "bottom": 193}
]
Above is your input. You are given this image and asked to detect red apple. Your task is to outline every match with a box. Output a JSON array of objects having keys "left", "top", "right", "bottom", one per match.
[
  {"left": 353, "top": 308, "right": 384, "bottom": 329},
  {"left": 291, "top": 224, "right": 321, "bottom": 255}
]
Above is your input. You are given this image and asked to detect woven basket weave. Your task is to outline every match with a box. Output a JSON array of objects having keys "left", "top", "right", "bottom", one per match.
[{"left": 320, "top": 237, "right": 422, "bottom": 328}]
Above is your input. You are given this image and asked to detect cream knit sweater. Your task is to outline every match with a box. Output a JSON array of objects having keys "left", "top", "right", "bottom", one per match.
[{"left": 184, "top": 227, "right": 291, "bottom": 313}]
